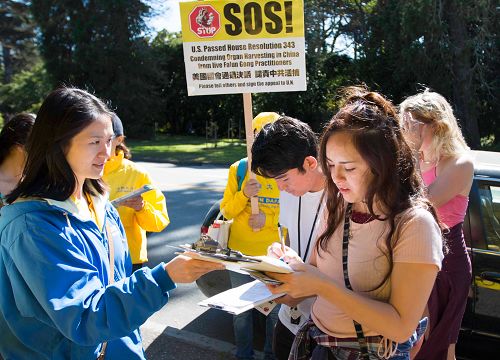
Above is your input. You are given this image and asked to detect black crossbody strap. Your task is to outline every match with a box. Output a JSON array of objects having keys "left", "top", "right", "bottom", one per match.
[{"left": 342, "top": 203, "right": 370, "bottom": 359}]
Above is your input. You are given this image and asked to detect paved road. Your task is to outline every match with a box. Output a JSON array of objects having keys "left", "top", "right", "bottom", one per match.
[{"left": 135, "top": 162, "right": 267, "bottom": 359}]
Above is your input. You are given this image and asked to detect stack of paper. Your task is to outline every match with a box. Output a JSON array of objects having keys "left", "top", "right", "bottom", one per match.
[{"left": 198, "top": 280, "right": 285, "bottom": 315}]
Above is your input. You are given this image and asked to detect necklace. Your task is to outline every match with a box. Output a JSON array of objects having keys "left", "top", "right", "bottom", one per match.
[{"left": 351, "top": 210, "right": 375, "bottom": 224}]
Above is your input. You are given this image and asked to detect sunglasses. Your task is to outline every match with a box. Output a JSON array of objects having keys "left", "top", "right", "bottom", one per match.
[{"left": 401, "top": 112, "right": 425, "bottom": 132}]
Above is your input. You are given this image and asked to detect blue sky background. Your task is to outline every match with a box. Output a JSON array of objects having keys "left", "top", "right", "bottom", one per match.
[{"left": 148, "top": 0, "right": 182, "bottom": 33}]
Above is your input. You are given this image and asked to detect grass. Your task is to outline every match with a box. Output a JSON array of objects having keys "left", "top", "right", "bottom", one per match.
[
  {"left": 125, "top": 133, "right": 500, "bottom": 166},
  {"left": 127, "top": 135, "right": 247, "bottom": 165}
]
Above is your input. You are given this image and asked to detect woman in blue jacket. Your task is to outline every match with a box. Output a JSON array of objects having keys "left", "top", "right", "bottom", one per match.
[{"left": 0, "top": 87, "right": 223, "bottom": 359}]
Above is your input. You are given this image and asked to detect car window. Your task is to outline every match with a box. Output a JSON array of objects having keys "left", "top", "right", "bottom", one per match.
[{"left": 478, "top": 183, "right": 500, "bottom": 252}]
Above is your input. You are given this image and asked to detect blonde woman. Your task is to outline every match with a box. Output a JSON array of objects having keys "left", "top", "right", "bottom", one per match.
[{"left": 400, "top": 90, "right": 473, "bottom": 360}]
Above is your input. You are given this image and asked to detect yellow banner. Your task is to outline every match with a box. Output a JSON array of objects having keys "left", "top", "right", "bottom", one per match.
[{"left": 180, "top": 0, "right": 304, "bottom": 42}]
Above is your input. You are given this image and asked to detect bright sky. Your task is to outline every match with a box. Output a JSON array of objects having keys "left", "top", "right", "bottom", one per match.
[
  {"left": 146, "top": 1, "right": 354, "bottom": 56},
  {"left": 148, "top": 0, "right": 182, "bottom": 33}
]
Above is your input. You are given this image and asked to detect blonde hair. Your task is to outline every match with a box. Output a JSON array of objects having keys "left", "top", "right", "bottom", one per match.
[{"left": 400, "top": 90, "right": 469, "bottom": 160}]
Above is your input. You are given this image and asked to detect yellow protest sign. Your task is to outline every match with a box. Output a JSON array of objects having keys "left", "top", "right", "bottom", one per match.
[
  {"left": 179, "top": 0, "right": 306, "bottom": 96},
  {"left": 180, "top": 0, "right": 304, "bottom": 41}
]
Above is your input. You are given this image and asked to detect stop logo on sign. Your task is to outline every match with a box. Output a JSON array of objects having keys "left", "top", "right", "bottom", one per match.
[{"left": 189, "top": 5, "right": 220, "bottom": 38}]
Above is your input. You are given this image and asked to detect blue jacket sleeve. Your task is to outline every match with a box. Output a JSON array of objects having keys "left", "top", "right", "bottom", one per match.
[{"left": 6, "top": 211, "right": 175, "bottom": 346}]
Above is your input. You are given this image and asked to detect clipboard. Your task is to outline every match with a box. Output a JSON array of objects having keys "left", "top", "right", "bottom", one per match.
[
  {"left": 111, "top": 185, "right": 153, "bottom": 206},
  {"left": 178, "top": 248, "right": 293, "bottom": 274},
  {"left": 245, "top": 269, "right": 283, "bottom": 285}
]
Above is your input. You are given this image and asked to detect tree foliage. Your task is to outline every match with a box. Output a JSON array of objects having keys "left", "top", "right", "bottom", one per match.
[
  {"left": 0, "top": 61, "right": 51, "bottom": 115},
  {"left": 0, "top": 0, "right": 37, "bottom": 84},
  {"left": 1, "top": 0, "right": 496, "bottom": 148},
  {"left": 31, "top": 0, "right": 157, "bottom": 137},
  {"left": 0, "top": 0, "right": 43, "bottom": 120},
  {"left": 352, "top": 0, "right": 498, "bottom": 147},
  {"left": 151, "top": 30, "right": 244, "bottom": 136}
]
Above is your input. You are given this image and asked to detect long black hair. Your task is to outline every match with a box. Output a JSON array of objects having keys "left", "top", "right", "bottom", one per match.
[{"left": 7, "top": 87, "right": 113, "bottom": 203}]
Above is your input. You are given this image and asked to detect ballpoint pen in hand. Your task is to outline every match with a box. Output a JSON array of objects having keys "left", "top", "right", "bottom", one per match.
[{"left": 278, "top": 223, "right": 286, "bottom": 255}]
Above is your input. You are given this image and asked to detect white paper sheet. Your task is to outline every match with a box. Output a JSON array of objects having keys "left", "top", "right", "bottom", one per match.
[{"left": 198, "top": 280, "right": 284, "bottom": 315}]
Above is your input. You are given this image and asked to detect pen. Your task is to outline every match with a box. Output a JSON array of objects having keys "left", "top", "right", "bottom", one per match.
[{"left": 278, "top": 223, "right": 285, "bottom": 255}]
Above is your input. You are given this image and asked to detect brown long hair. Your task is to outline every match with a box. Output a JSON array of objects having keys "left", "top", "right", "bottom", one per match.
[{"left": 317, "top": 86, "right": 440, "bottom": 286}]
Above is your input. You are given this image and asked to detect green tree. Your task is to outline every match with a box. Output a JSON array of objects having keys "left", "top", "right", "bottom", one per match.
[
  {"left": 0, "top": 0, "right": 37, "bottom": 84},
  {"left": 357, "top": 0, "right": 498, "bottom": 148},
  {"left": 151, "top": 30, "right": 243, "bottom": 137},
  {"left": 31, "top": 0, "right": 158, "bottom": 138},
  {"left": 298, "top": 0, "right": 498, "bottom": 148},
  {"left": 253, "top": 0, "right": 356, "bottom": 130},
  {"left": 0, "top": 61, "right": 51, "bottom": 114}
]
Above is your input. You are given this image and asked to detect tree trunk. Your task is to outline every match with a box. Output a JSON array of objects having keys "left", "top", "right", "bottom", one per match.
[
  {"left": 444, "top": 0, "right": 480, "bottom": 148},
  {"left": 2, "top": 45, "right": 13, "bottom": 84}
]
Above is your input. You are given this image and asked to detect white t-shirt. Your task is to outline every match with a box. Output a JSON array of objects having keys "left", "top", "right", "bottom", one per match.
[{"left": 278, "top": 189, "right": 325, "bottom": 334}]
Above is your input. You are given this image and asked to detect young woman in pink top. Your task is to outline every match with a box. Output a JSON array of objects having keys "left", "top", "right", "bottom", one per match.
[
  {"left": 400, "top": 91, "right": 473, "bottom": 360},
  {"left": 267, "top": 86, "right": 444, "bottom": 359}
]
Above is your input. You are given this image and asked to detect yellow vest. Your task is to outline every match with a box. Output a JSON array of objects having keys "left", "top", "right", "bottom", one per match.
[
  {"left": 103, "top": 152, "right": 170, "bottom": 264},
  {"left": 220, "top": 159, "right": 280, "bottom": 255}
]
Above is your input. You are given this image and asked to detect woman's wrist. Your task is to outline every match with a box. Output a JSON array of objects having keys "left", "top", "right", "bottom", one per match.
[{"left": 315, "top": 274, "right": 335, "bottom": 298}]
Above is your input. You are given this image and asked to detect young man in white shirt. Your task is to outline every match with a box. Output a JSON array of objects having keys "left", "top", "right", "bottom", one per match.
[{"left": 251, "top": 116, "right": 326, "bottom": 360}]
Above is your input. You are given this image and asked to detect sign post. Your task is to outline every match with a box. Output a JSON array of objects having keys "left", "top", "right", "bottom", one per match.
[{"left": 242, "top": 92, "right": 258, "bottom": 213}]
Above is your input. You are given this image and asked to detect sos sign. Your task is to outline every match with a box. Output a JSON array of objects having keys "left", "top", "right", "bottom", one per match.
[
  {"left": 224, "top": 1, "right": 293, "bottom": 36},
  {"left": 189, "top": 5, "right": 221, "bottom": 38}
]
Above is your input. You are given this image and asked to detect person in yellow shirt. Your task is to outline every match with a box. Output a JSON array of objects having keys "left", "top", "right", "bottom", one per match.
[
  {"left": 103, "top": 114, "right": 170, "bottom": 271},
  {"left": 220, "top": 112, "right": 281, "bottom": 360}
]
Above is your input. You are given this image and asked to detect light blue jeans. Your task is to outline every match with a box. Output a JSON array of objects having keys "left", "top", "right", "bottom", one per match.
[{"left": 230, "top": 271, "right": 279, "bottom": 360}]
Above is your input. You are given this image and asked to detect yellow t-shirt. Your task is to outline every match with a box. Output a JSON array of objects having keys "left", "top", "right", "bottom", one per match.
[
  {"left": 71, "top": 194, "right": 100, "bottom": 229},
  {"left": 220, "top": 159, "right": 280, "bottom": 256}
]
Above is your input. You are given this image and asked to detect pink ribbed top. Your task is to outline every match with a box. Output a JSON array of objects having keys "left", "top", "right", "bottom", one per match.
[{"left": 421, "top": 166, "right": 469, "bottom": 228}]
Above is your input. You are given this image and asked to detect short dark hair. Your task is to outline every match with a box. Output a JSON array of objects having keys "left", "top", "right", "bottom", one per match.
[
  {"left": 251, "top": 116, "right": 318, "bottom": 178},
  {"left": 7, "top": 87, "right": 113, "bottom": 203},
  {"left": 0, "top": 113, "right": 35, "bottom": 166}
]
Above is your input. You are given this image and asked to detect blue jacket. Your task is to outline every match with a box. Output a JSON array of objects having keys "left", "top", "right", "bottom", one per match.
[{"left": 0, "top": 196, "right": 176, "bottom": 359}]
